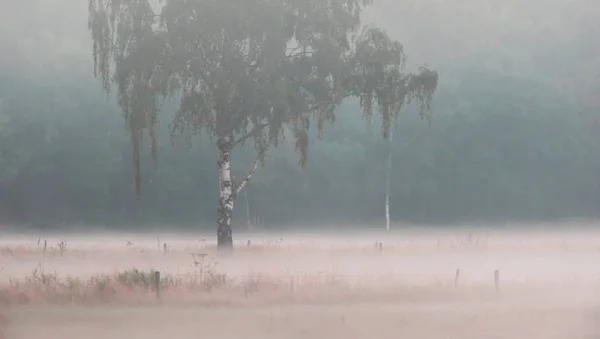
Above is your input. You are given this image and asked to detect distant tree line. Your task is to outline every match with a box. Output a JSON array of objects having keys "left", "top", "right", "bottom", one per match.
[{"left": 0, "top": 64, "right": 599, "bottom": 230}]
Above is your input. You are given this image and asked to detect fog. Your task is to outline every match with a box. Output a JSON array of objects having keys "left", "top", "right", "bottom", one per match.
[
  {"left": 3, "top": 0, "right": 600, "bottom": 72},
  {"left": 4, "top": 228, "right": 600, "bottom": 285},
  {"left": 3, "top": 228, "right": 600, "bottom": 338},
  {"left": 1, "top": 0, "right": 600, "bottom": 227},
  {"left": 2, "top": 0, "right": 600, "bottom": 338}
]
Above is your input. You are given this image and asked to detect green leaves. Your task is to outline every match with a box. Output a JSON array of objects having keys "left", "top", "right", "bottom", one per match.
[{"left": 88, "top": 0, "right": 438, "bottom": 198}]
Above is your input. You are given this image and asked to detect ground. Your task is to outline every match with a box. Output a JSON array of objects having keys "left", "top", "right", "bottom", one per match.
[{"left": 0, "top": 227, "right": 599, "bottom": 338}]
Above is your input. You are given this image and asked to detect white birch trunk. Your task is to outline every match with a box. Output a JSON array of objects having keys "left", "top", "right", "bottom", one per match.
[
  {"left": 216, "top": 138, "right": 235, "bottom": 250},
  {"left": 216, "top": 136, "right": 262, "bottom": 250},
  {"left": 385, "top": 129, "right": 393, "bottom": 232}
]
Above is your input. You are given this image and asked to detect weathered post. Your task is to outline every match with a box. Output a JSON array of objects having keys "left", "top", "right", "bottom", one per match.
[
  {"left": 154, "top": 271, "right": 161, "bottom": 300},
  {"left": 454, "top": 268, "right": 460, "bottom": 288},
  {"left": 494, "top": 269, "right": 500, "bottom": 291}
]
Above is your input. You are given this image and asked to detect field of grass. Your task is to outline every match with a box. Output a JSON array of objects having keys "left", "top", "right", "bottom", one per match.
[{"left": 0, "top": 228, "right": 599, "bottom": 338}]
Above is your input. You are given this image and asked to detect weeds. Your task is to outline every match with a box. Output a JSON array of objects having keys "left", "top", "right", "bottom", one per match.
[
  {"left": 0, "top": 256, "right": 233, "bottom": 306},
  {"left": 0, "top": 259, "right": 432, "bottom": 306},
  {"left": 57, "top": 240, "right": 68, "bottom": 254},
  {"left": 190, "top": 253, "right": 227, "bottom": 291},
  {"left": 117, "top": 268, "right": 158, "bottom": 289},
  {"left": 0, "top": 236, "right": 535, "bottom": 307}
]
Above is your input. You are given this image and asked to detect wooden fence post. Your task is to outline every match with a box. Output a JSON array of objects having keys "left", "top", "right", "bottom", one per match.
[
  {"left": 494, "top": 269, "right": 499, "bottom": 291},
  {"left": 154, "top": 271, "right": 161, "bottom": 300},
  {"left": 454, "top": 268, "right": 460, "bottom": 288}
]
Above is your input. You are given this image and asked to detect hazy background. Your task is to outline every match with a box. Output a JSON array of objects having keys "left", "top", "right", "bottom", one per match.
[{"left": 1, "top": 0, "right": 600, "bottom": 231}]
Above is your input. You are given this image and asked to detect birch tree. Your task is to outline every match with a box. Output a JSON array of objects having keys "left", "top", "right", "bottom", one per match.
[{"left": 88, "top": 0, "right": 438, "bottom": 250}]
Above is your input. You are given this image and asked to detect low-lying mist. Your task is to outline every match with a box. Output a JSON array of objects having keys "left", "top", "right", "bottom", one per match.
[{"left": 1, "top": 225, "right": 599, "bottom": 338}]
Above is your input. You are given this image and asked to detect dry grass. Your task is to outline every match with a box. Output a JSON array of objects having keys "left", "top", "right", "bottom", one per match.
[
  {"left": 1, "top": 228, "right": 600, "bottom": 338},
  {"left": 0, "top": 255, "right": 490, "bottom": 307}
]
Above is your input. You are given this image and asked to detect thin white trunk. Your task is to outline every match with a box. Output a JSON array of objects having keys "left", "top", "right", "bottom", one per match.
[
  {"left": 234, "top": 157, "right": 259, "bottom": 195},
  {"left": 384, "top": 127, "right": 426, "bottom": 231},
  {"left": 245, "top": 190, "right": 251, "bottom": 231},
  {"left": 385, "top": 128, "right": 393, "bottom": 232}
]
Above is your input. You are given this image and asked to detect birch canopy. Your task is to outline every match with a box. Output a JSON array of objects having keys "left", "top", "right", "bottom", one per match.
[{"left": 88, "top": 0, "right": 438, "bottom": 249}]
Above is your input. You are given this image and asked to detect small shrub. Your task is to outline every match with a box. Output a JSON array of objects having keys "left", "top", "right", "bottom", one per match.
[
  {"left": 202, "top": 269, "right": 227, "bottom": 292},
  {"left": 57, "top": 240, "right": 68, "bottom": 254},
  {"left": 117, "top": 268, "right": 158, "bottom": 289}
]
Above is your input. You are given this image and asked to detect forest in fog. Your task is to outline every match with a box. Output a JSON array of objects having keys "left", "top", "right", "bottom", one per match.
[{"left": 0, "top": 0, "right": 600, "bottom": 230}]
